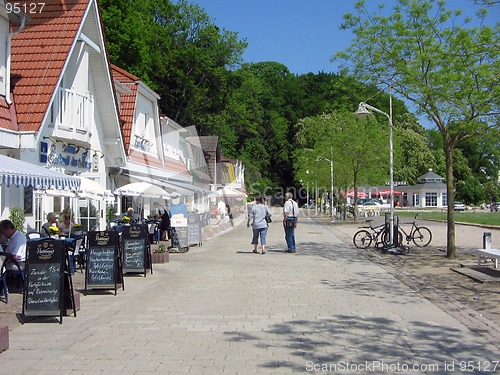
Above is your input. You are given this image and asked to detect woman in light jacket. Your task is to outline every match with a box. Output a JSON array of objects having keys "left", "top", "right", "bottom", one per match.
[{"left": 247, "top": 196, "right": 271, "bottom": 254}]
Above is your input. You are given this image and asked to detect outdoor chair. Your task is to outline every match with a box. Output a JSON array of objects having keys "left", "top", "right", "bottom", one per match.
[
  {"left": 0, "top": 253, "right": 8, "bottom": 303},
  {"left": 0, "top": 252, "right": 25, "bottom": 301},
  {"left": 26, "top": 231, "right": 41, "bottom": 240},
  {"left": 69, "top": 236, "right": 85, "bottom": 273}
]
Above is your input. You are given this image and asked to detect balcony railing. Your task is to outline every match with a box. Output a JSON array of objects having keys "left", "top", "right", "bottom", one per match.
[{"left": 51, "top": 87, "right": 94, "bottom": 143}]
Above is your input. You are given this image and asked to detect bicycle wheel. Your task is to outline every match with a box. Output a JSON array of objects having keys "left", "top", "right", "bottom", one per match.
[
  {"left": 353, "top": 230, "right": 372, "bottom": 249},
  {"left": 412, "top": 226, "right": 432, "bottom": 247},
  {"left": 381, "top": 230, "right": 403, "bottom": 246}
]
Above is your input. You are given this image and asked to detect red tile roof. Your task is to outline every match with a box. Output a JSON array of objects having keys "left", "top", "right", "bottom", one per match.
[
  {"left": 164, "top": 155, "right": 190, "bottom": 176},
  {"left": 9, "top": 0, "right": 88, "bottom": 132},
  {"left": 128, "top": 150, "right": 190, "bottom": 177},
  {"left": 111, "top": 64, "right": 140, "bottom": 83},
  {"left": 129, "top": 149, "right": 164, "bottom": 169},
  {"left": 111, "top": 65, "right": 140, "bottom": 152},
  {"left": 0, "top": 99, "right": 17, "bottom": 131}
]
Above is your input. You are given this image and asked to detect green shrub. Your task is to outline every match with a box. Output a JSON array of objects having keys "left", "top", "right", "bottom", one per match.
[{"left": 9, "top": 207, "right": 25, "bottom": 233}]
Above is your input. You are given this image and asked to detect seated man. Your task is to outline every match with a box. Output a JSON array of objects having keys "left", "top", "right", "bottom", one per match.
[
  {"left": 41, "top": 212, "right": 58, "bottom": 238},
  {"left": 0, "top": 219, "right": 26, "bottom": 270},
  {"left": 121, "top": 207, "right": 137, "bottom": 223}
]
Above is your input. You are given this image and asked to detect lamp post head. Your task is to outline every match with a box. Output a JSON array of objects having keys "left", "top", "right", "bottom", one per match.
[{"left": 354, "top": 103, "right": 371, "bottom": 119}]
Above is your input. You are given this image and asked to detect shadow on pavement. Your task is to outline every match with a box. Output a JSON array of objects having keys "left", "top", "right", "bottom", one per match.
[{"left": 224, "top": 314, "right": 495, "bottom": 372}]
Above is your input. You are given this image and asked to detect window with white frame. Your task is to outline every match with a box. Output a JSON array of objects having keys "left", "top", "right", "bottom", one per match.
[
  {"left": 134, "top": 112, "right": 155, "bottom": 152},
  {"left": 442, "top": 193, "right": 448, "bottom": 207},
  {"left": 425, "top": 192, "right": 438, "bottom": 207},
  {"left": 414, "top": 194, "right": 420, "bottom": 206}
]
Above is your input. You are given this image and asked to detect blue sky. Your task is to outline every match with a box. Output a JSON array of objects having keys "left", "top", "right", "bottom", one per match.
[{"left": 188, "top": 0, "right": 499, "bottom": 75}]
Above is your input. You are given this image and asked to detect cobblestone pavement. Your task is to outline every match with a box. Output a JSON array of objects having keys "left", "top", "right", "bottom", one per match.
[
  {"left": 0, "top": 212, "right": 499, "bottom": 374},
  {"left": 310, "top": 212, "right": 500, "bottom": 350}
]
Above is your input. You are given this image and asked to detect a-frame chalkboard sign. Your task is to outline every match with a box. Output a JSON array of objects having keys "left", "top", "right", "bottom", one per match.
[
  {"left": 121, "top": 224, "right": 152, "bottom": 276},
  {"left": 188, "top": 212, "right": 202, "bottom": 247},
  {"left": 23, "top": 239, "right": 66, "bottom": 324},
  {"left": 86, "top": 231, "right": 122, "bottom": 295}
]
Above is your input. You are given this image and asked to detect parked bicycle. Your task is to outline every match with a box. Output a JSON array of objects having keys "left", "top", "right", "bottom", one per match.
[
  {"left": 394, "top": 213, "right": 432, "bottom": 247},
  {"left": 353, "top": 220, "right": 391, "bottom": 249}
]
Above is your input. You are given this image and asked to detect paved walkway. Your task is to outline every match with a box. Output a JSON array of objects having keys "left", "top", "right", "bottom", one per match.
[{"left": 1, "top": 215, "right": 498, "bottom": 374}]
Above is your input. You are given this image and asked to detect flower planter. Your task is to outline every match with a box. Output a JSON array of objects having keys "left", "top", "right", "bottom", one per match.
[
  {"left": 151, "top": 252, "right": 169, "bottom": 263},
  {"left": 151, "top": 251, "right": 169, "bottom": 264}
]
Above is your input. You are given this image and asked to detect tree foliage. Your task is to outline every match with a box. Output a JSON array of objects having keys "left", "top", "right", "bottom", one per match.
[
  {"left": 100, "top": 0, "right": 247, "bottom": 126},
  {"left": 294, "top": 111, "right": 388, "bottom": 220},
  {"left": 99, "top": 0, "right": 498, "bottom": 224},
  {"left": 336, "top": 0, "right": 500, "bottom": 258}
]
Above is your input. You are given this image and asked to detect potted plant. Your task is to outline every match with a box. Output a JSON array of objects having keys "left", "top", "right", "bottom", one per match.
[
  {"left": 73, "top": 223, "right": 82, "bottom": 236},
  {"left": 48, "top": 225, "right": 59, "bottom": 239},
  {"left": 151, "top": 243, "right": 169, "bottom": 263}
]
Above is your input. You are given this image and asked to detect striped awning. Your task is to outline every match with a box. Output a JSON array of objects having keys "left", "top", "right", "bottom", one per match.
[{"left": 0, "top": 154, "right": 80, "bottom": 190}]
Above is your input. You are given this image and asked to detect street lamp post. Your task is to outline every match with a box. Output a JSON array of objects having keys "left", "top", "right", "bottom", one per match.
[
  {"left": 317, "top": 152, "right": 335, "bottom": 223},
  {"left": 315, "top": 180, "right": 318, "bottom": 216},
  {"left": 305, "top": 170, "right": 310, "bottom": 220},
  {"left": 354, "top": 90, "right": 396, "bottom": 250}
]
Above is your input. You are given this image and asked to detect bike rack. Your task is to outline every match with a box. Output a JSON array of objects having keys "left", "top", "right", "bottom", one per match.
[{"left": 381, "top": 214, "right": 408, "bottom": 254}]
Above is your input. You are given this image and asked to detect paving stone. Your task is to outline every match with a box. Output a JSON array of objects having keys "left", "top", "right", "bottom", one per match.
[{"left": 0, "top": 214, "right": 498, "bottom": 373}]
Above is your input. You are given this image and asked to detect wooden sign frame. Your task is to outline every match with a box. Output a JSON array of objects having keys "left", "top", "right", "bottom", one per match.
[
  {"left": 86, "top": 231, "right": 122, "bottom": 295},
  {"left": 23, "top": 239, "right": 65, "bottom": 323},
  {"left": 121, "top": 224, "right": 151, "bottom": 276}
]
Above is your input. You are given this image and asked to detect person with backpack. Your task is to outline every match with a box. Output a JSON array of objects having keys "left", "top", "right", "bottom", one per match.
[{"left": 283, "top": 192, "right": 299, "bottom": 253}]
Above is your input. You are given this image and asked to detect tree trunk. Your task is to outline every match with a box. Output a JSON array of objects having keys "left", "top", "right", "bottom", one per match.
[
  {"left": 353, "top": 171, "right": 358, "bottom": 223},
  {"left": 444, "top": 142, "right": 456, "bottom": 259}
]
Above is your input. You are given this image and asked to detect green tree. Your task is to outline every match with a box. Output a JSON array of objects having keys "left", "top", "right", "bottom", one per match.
[
  {"left": 393, "top": 114, "right": 437, "bottom": 185},
  {"left": 336, "top": 0, "right": 500, "bottom": 258},
  {"left": 100, "top": 0, "right": 246, "bottom": 126},
  {"left": 483, "top": 180, "right": 500, "bottom": 203},
  {"left": 295, "top": 111, "right": 387, "bottom": 220}
]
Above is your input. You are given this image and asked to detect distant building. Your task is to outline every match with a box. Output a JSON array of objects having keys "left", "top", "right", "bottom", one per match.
[{"left": 400, "top": 170, "right": 448, "bottom": 208}]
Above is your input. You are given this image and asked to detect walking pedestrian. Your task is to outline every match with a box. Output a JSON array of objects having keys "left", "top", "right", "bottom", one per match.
[
  {"left": 283, "top": 192, "right": 299, "bottom": 253},
  {"left": 247, "top": 196, "right": 271, "bottom": 254},
  {"left": 227, "top": 205, "right": 234, "bottom": 227},
  {"left": 159, "top": 208, "right": 170, "bottom": 241}
]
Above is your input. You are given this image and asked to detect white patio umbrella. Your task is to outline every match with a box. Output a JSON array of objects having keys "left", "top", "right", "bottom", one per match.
[
  {"left": 78, "top": 177, "right": 114, "bottom": 202},
  {"left": 114, "top": 182, "right": 170, "bottom": 199},
  {"left": 114, "top": 182, "right": 171, "bottom": 219}
]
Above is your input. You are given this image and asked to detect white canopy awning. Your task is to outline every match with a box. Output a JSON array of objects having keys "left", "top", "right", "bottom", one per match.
[
  {"left": 43, "top": 177, "right": 113, "bottom": 202},
  {"left": 114, "top": 182, "right": 170, "bottom": 199},
  {"left": 0, "top": 154, "right": 80, "bottom": 190},
  {"left": 212, "top": 187, "right": 248, "bottom": 198},
  {"left": 164, "top": 180, "right": 211, "bottom": 195}
]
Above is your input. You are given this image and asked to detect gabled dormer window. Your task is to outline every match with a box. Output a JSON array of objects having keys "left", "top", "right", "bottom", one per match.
[{"left": 134, "top": 134, "right": 152, "bottom": 152}]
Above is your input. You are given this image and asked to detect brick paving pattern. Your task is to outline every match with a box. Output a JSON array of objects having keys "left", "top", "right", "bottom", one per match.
[{"left": 0, "top": 210, "right": 499, "bottom": 374}]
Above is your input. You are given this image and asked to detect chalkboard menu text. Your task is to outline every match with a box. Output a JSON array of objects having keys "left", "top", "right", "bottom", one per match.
[
  {"left": 86, "top": 231, "right": 120, "bottom": 294},
  {"left": 23, "top": 239, "right": 65, "bottom": 323},
  {"left": 122, "top": 225, "right": 148, "bottom": 275},
  {"left": 188, "top": 212, "right": 201, "bottom": 246}
]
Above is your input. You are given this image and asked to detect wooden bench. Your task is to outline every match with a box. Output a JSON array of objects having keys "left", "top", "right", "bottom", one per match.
[{"left": 477, "top": 249, "right": 500, "bottom": 268}]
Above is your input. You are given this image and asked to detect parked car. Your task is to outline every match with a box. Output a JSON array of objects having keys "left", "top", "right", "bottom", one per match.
[
  {"left": 491, "top": 202, "right": 500, "bottom": 212},
  {"left": 454, "top": 202, "right": 466, "bottom": 211},
  {"left": 356, "top": 198, "right": 382, "bottom": 207}
]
